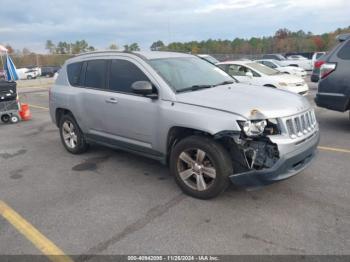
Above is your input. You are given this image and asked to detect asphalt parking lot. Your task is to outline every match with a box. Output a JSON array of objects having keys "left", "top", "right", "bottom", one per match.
[{"left": 0, "top": 79, "right": 349, "bottom": 259}]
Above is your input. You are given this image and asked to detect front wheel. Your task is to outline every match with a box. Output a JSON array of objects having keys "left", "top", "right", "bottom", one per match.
[
  {"left": 59, "top": 114, "right": 89, "bottom": 154},
  {"left": 170, "top": 136, "right": 233, "bottom": 199}
]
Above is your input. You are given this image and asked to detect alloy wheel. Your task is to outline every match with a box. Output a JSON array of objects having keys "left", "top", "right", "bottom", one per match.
[
  {"left": 62, "top": 120, "right": 78, "bottom": 149},
  {"left": 177, "top": 148, "right": 217, "bottom": 191}
]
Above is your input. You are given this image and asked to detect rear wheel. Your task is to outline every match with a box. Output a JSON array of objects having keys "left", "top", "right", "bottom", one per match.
[
  {"left": 27, "top": 75, "right": 33, "bottom": 80},
  {"left": 59, "top": 114, "right": 89, "bottom": 154},
  {"left": 170, "top": 136, "right": 233, "bottom": 199},
  {"left": 1, "top": 114, "right": 10, "bottom": 123}
]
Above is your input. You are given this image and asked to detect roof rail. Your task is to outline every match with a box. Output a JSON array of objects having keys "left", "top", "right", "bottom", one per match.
[
  {"left": 73, "top": 50, "right": 148, "bottom": 60},
  {"left": 336, "top": 33, "right": 350, "bottom": 42}
]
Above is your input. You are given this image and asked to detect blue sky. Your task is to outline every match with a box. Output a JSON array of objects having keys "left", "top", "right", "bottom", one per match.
[{"left": 0, "top": 0, "right": 349, "bottom": 53}]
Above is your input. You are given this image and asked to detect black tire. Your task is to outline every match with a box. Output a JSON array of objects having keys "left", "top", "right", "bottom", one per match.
[
  {"left": 1, "top": 114, "right": 10, "bottom": 123},
  {"left": 59, "top": 113, "right": 89, "bottom": 154},
  {"left": 170, "top": 136, "right": 233, "bottom": 199},
  {"left": 27, "top": 75, "right": 33, "bottom": 80}
]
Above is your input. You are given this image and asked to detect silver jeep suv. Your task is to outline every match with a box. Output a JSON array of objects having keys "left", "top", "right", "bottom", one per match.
[{"left": 49, "top": 51, "right": 319, "bottom": 199}]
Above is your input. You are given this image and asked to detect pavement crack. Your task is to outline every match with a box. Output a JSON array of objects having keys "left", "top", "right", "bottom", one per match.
[
  {"left": 0, "top": 149, "right": 27, "bottom": 160},
  {"left": 242, "top": 233, "right": 306, "bottom": 253},
  {"left": 78, "top": 194, "right": 185, "bottom": 261}
]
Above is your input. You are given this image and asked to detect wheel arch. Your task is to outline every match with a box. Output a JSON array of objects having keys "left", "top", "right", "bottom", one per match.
[
  {"left": 55, "top": 108, "right": 73, "bottom": 127},
  {"left": 166, "top": 126, "right": 212, "bottom": 164}
]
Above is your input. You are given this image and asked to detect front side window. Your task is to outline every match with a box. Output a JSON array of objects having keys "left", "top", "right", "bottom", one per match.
[
  {"left": 109, "top": 59, "right": 150, "bottom": 93},
  {"left": 84, "top": 60, "right": 107, "bottom": 89},
  {"left": 67, "top": 62, "right": 82, "bottom": 86},
  {"left": 149, "top": 57, "right": 233, "bottom": 92}
]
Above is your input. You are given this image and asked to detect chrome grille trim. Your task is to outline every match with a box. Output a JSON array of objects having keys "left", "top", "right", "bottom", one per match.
[{"left": 284, "top": 109, "right": 317, "bottom": 139}]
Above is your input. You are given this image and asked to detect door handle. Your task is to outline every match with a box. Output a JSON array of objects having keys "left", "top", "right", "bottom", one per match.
[{"left": 105, "top": 98, "right": 118, "bottom": 104}]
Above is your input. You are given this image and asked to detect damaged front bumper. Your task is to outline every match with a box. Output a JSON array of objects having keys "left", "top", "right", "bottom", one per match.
[{"left": 229, "top": 130, "right": 320, "bottom": 188}]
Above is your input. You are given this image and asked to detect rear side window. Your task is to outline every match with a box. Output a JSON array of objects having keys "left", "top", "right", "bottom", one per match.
[
  {"left": 67, "top": 62, "right": 82, "bottom": 86},
  {"left": 337, "top": 40, "right": 350, "bottom": 60},
  {"left": 84, "top": 60, "right": 107, "bottom": 89},
  {"left": 109, "top": 59, "right": 149, "bottom": 93}
]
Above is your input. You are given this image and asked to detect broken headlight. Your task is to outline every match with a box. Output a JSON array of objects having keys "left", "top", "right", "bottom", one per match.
[
  {"left": 239, "top": 120, "right": 267, "bottom": 137},
  {"left": 238, "top": 119, "right": 280, "bottom": 137}
]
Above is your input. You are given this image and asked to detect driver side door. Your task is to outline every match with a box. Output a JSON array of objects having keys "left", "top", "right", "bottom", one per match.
[{"left": 101, "top": 58, "right": 160, "bottom": 151}]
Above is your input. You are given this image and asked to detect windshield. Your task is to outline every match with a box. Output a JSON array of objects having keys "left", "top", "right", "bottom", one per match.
[
  {"left": 149, "top": 57, "right": 233, "bottom": 92},
  {"left": 272, "top": 60, "right": 284, "bottom": 67},
  {"left": 246, "top": 62, "right": 280, "bottom": 75}
]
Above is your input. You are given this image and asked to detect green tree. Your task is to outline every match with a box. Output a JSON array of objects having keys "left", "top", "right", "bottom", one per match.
[
  {"left": 129, "top": 43, "right": 140, "bottom": 51},
  {"left": 71, "top": 40, "right": 89, "bottom": 54},
  {"left": 150, "top": 40, "right": 165, "bottom": 51},
  {"left": 45, "top": 40, "right": 56, "bottom": 54}
]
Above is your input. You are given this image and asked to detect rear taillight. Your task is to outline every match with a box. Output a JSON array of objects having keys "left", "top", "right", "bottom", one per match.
[
  {"left": 320, "top": 63, "right": 336, "bottom": 79},
  {"left": 314, "top": 60, "right": 325, "bottom": 69}
]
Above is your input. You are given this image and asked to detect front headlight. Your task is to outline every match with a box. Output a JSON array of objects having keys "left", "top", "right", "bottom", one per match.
[{"left": 239, "top": 120, "right": 267, "bottom": 137}]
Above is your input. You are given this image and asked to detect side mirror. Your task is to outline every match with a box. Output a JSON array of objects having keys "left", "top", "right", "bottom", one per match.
[
  {"left": 245, "top": 71, "right": 253, "bottom": 78},
  {"left": 131, "top": 81, "right": 158, "bottom": 99}
]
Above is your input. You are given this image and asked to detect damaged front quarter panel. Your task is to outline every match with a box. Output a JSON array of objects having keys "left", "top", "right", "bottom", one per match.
[{"left": 214, "top": 130, "right": 280, "bottom": 174}]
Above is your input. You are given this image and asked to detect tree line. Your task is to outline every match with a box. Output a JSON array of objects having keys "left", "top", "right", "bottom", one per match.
[
  {"left": 2, "top": 26, "right": 349, "bottom": 68},
  {"left": 151, "top": 26, "right": 350, "bottom": 54},
  {"left": 45, "top": 40, "right": 140, "bottom": 54}
]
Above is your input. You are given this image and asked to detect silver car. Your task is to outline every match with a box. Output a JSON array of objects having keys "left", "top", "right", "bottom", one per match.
[{"left": 49, "top": 51, "right": 320, "bottom": 199}]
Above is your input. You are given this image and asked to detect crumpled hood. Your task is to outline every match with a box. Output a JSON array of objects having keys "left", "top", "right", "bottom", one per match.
[{"left": 175, "top": 83, "right": 311, "bottom": 119}]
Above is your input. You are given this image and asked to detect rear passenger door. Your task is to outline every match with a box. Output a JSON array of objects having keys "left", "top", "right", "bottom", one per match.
[{"left": 76, "top": 59, "right": 112, "bottom": 133}]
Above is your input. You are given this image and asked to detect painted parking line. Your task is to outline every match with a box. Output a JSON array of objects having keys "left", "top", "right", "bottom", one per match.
[
  {"left": 0, "top": 201, "right": 73, "bottom": 262},
  {"left": 318, "top": 146, "right": 350, "bottom": 154},
  {"left": 28, "top": 104, "right": 49, "bottom": 110}
]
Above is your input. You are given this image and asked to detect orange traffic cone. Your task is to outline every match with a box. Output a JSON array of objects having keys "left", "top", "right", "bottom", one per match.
[{"left": 19, "top": 103, "right": 32, "bottom": 121}]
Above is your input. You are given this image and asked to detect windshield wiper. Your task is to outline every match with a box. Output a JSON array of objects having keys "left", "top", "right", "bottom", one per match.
[
  {"left": 178, "top": 84, "right": 213, "bottom": 93},
  {"left": 212, "top": 80, "right": 235, "bottom": 87}
]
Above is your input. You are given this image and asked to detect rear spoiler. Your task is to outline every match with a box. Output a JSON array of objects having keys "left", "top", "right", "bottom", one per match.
[{"left": 336, "top": 33, "right": 350, "bottom": 42}]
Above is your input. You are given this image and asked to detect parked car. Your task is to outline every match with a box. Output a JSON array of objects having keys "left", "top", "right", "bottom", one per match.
[
  {"left": 262, "top": 54, "right": 286, "bottom": 61},
  {"left": 217, "top": 60, "right": 309, "bottom": 95},
  {"left": 311, "top": 52, "right": 326, "bottom": 69},
  {"left": 310, "top": 54, "right": 327, "bottom": 83},
  {"left": 16, "top": 68, "right": 39, "bottom": 80},
  {"left": 315, "top": 33, "right": 350, "bottom": 113},
  {"left": 0, "top": 69, "right": 5, "bottom": 80},
  {"left": 255, "top": 59, "right": 307, "bottom": 77},
  {"left": 41, "top": 66, "right": 60, "bottom": 77},
  {"left": 197, "top": 54, "right": 220, "bottom": 65},
  {"left": 50, "top": 51, "right": 319, "bottom": 199},
  {"left": 285, "top": 52, "right": 314, "bottom": 60},
  {"left": 262, "top": 53, "right": 312, "bottom": 70},
  {"left": 286, "top": 55, "right": 308, "bottom": 60}
]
